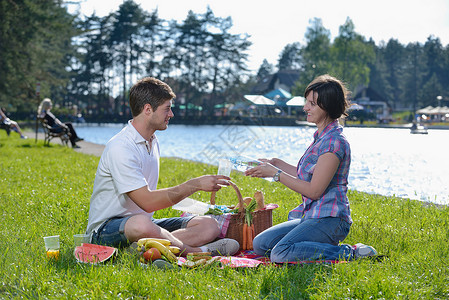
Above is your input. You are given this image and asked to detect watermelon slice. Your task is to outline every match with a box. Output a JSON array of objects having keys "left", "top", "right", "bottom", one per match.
[{"left": 74, "top": 243, "right": 118, "bottom": 264}]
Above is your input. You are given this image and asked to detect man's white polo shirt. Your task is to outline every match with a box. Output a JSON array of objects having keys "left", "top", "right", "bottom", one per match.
[{"left": 86, "top": 120, "right": 160, "bottom": 235}]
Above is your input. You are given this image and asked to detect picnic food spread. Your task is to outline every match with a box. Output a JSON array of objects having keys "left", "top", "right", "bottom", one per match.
[
  {"left": 177, "top": 182, "right": 278, "bottom": 251},
  {"left": 136, "top": 238, "right": 180, "bottom": 264},
  {"left": 183, "top": 252, "right": 220, "bottom": 268},
  {"left": 74, "top": 243, "right": 118, "bottom": 264},
  {"left": 226, "top": 183, "right": 267, "bottom": 250}
]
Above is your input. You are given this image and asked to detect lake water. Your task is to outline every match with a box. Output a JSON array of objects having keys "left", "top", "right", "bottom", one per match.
[{"left": 75, "top": 123, "right": 449, "bottom": 205}]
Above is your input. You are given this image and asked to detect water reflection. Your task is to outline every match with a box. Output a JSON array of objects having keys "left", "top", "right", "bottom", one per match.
[{"left": 76, "top": 123, "right": 448, "bottom": 205}]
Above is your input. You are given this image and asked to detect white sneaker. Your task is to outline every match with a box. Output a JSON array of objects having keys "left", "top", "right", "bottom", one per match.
[
  {"left": 353, "top": 243, "right": 377, "bottom": 259},
  {"left": 203, "top": 238, "right": 239, "bottom": 256}
]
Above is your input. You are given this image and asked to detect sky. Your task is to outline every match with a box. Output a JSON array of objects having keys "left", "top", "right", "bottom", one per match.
[{"left": 67, "top": 0, "right": 449, "bottom": 72}]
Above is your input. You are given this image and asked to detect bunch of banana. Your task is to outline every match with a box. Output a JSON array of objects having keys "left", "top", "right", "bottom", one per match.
[{"left": 136, "top": 238, "right": 181, "bottom": 263}]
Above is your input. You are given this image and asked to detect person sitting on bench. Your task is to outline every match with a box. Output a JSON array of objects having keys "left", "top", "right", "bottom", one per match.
[
  {"left": 37, "top": 98, "right": 83, "bottom": 148},
  {"left": 0, "top": 108, "right": 27, "bottom": 139}
]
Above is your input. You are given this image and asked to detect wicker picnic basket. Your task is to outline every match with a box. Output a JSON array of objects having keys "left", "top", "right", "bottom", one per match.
[{"left": 210, "top": 181, "right": 275, "bottom": 250}]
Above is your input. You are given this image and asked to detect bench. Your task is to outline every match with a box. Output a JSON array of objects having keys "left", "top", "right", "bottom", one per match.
[
  {"left": 0, "top": 122, "right": 11, "bottom": 136},
  {"left": 38, "top": 117, "right": 71, "bottom": 146}
]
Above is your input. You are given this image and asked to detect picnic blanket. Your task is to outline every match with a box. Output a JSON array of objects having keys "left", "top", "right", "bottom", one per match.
[{"left": 177, "top": 250, "right": 348, "bottom": 268}]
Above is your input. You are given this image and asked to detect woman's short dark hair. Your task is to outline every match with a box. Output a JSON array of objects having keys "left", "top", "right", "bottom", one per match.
[
  {"left": 129, "top": 77, "right": 176, "bottom": 116},
  {"left": 304, "top": 74, "right": 350, "bottom": 119}
]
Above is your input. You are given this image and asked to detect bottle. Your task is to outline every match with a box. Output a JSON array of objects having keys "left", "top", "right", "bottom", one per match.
[{"left": 228, "top": 155, "right": 262, "bottom": 172}]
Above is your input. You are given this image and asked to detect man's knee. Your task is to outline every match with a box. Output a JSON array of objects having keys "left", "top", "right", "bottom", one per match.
[
  {"left": 124, "top": 215, "right": 160, "bottom": 241},
  {"left": 189, "top": 216, "right": 220, "bottom": 238}
]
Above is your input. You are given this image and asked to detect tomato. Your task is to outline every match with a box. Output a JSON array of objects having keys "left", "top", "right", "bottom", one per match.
[{"left": 143, "top": 247, "right": 162, "bottom": 262}]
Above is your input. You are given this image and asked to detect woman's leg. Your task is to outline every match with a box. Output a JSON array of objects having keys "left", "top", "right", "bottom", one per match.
[
  {"left": 64, "top": 122, "right": 80, "bottom": 147},
  {"left": 65, "top": 122, "right": 79, "bottom": 139},
  {"left": 253, "top": 219, "right": 303, "bottom": 257},
  {"left": 270, "top": 217, "right": 352, "bottom": 263}
]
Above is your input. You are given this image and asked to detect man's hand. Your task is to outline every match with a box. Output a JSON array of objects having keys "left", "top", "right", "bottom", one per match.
[
  {"left": 127, "top": 175, "right": 231, "bottom": 213},
  {"left": 191, "top": 175, "right": 230, "bottom": 192}
]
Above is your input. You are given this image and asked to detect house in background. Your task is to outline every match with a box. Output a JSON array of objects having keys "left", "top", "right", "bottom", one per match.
[
  {"left": 251, "top": 70, "right": 300, "bottom": 95},
  {"left": 244, "top": 89, "right": 305, "bottom": 118},
  {"left": 353, "top": 85, "right": 392, "bottom": 123},
  {"left": 242, "top": 70, "right": 303, "bottom": 117}
]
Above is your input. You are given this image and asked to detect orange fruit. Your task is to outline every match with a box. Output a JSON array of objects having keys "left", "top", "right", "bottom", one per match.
[{"left": 142, "top": 247, "right": 162, "bottom": 262}]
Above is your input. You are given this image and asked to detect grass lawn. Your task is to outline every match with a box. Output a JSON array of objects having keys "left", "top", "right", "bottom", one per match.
[{"left": 1, "top": 131, "right": 448, "bottom": 299}]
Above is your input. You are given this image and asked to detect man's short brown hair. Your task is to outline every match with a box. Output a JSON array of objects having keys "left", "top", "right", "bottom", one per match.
[{"left": 129, "top": 77, "right": 176, "bottom": 117}]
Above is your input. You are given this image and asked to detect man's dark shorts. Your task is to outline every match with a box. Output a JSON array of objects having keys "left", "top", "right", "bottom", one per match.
[{"left": 91, "top": 215, "right": 194, "bottom": 248}]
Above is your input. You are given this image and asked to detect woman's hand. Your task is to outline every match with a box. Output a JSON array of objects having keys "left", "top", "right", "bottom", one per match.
[
  {"left": 244, "top": 162, "right": 278, "bottom": 178},
  {"left": 258, "top": 158, "right": 273, "bottom": 164},
  {"left": 259, "top": 158, "right": 297, "bottom": 177}
]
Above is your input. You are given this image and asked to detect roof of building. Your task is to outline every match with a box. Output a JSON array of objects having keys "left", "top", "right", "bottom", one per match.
[
  {"left": 264, "top": 88, "right": 292, "bottom": 100},
  {"left": 354, "top": 85, "right": 387, "bottom": 103},
  {"left": 251, "top": 70, "right": 300, "bottom": 95},
  {"left": 244, "top": 95, "right": 275, "bottom": 105}
]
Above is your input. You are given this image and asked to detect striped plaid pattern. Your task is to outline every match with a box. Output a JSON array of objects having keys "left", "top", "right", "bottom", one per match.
[
  {"left": 288, "top": 120, "right": 352, "bottom": 224},
  {"left": 181, "top": 212, "right": 232, "bottom": 238}
]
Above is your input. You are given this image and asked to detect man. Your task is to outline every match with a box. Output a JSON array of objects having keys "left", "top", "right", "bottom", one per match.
[
  {"left": 86, "top": 77, "right": 239, "bottom": 256},
  {"left": 0, "top": 108, "right": 27, "bottom": 139}
]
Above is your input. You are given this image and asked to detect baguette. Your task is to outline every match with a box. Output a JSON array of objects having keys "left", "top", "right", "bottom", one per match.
[
  {"left": 254, "top": 191, "right": 265, "bottom": 210},
  {"left": 186, "top": 252, "right": 212, "bottom": 261}
]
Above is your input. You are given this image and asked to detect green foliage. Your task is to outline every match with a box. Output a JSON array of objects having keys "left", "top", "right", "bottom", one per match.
[
  {"left": 293, "top": 18, "right": 332, "bottom": 95},
  {"left": 330, "top": 18, "right": 376, "bottom": 90},
  {"left": 110, "top": 0, "right": 146, "bottom": 109},
  {"left": 0, "top": 0, "right": 77, "bottom": 111},
  {"left": 2, "top": 0, "right": 449, "bottom": 119},
  {"left": 1, "top": 131, "right": 448, "bottom": 298},
  {"left": 277, "top": 42, "right": 302, "bottom": 71},
  {"left": 291, "top": 18, "right": 448, "bottom": 111},
  {"left": 256, "top": 59, "right": 274, "bottom": 81}
]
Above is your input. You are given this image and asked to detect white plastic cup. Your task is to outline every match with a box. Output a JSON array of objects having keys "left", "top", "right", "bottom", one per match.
[
  {"left": 43, "top": 235, "right": 60, "bottom": 260},
  {"left": 73, "top": 234, "right": 90, "bottom": 247},
  {"left": 44, "top": 235, "right": 60, "bottom": 251},
  {"left": 218, "top": 158, "right": 232, "bottom": 177}
]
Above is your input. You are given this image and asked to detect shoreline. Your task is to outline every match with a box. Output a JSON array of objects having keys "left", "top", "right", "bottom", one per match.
[
  {"left": 21, "top": 119, "right": 449, "bottom": 131},
  {"left": 25, "top": 130, "right": 106, "bottom": 157},
  {"left": 27, "top": 130, "right": 446, "bottom": 209}
]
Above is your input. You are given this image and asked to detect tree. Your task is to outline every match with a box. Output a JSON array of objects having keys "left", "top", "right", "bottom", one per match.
[
  {"left": 421, "top": 36, "right": 447, "bottom": 105},
  {"left": 172, "top": 9, "right": 210, "bottom": 102},
  {"left": 142, "top": 9, "right": 165, "bottom": 78},
  {"left": 366, "top": 39, "right": 389, "bottom": 106},
  {"left": 293, "top": 18, "right": 331, "bottom": 95},
  {"left": 205, "top": 10, "right": 251, "bottom": 100},
  {"left": 256, "top": 59, "right": 274, "bottom": 80},
  {"left": 330, "top": 18, "right": 375, "bottom": 91},
  {"left": 420, "top": 73, "right": 443, "bottom": 107},
  {"left": 69, "top": 13, "right": 115, "bottom": 115},
  {"left": 381, "top": 39, "right": 406, "bottom": 108},
  {"left": 110, "top": 0, "right": 146, "bottom": 114},
  {"left": 277, "top": 42, "right": 301, "bottom": 71},
  {"left": 0, "top": 0, "right": 76, "bottom": 112},
  {"left": 403, "top": 42, "right": 425, "bottom": 111},
  {"left": 168, "top": 7, "right": 251, "bottom": 114}
]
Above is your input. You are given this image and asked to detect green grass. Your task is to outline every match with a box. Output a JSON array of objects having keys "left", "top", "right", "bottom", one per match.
[{"left": 1, "top": 131, "right": 448, "bottom": 299}]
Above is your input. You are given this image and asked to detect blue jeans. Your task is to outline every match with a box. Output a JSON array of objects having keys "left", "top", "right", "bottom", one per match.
[
  {"left": 91, "top": 215, "right": 194, "bottom": 248},
  {"left": 253, "top": 217, "right": 352, "bottom": 262}
]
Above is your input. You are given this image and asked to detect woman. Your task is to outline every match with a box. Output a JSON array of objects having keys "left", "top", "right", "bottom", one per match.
[
  {"left": 37, "top": 98, "right": 83, "bottom": 148},
  {"left": 245, "top": 74, "right": 377, "bottom": 262}
]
